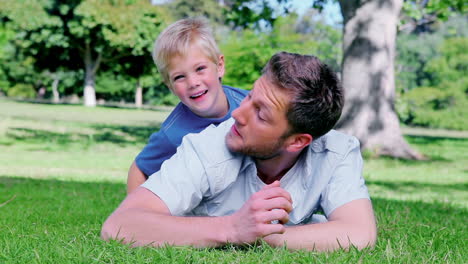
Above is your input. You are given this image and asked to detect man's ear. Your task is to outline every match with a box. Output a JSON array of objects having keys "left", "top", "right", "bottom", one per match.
[
  {"left": 285, "top": 133, "right": 313, "bottom": 153},
  {"left": 217, "top": 54, "right": 225, "bottom": 78}
]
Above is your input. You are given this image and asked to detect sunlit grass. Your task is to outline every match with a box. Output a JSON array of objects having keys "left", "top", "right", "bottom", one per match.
[{"left": 0, "top": 98, "right": 467, "bottom": 263}]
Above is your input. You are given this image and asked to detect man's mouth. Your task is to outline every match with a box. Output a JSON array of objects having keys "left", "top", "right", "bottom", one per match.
[
  {"left": 230, "top": 124, "right": 241, "bottom": 138},
  {"left": 190, "top": 90, "right": 208, "bottom": 99}
]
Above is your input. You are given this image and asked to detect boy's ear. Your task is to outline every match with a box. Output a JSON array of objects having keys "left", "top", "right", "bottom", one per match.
[
  {"left": 217, "top": 54, "right": 225, "bottom": 78},
  {"left": 285, "top": 133, "right": 312, "bottom": 153}
]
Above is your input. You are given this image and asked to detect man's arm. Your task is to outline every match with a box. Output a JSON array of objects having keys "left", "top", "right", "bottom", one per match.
[
  {"left": 101, "top": 181, "right": 292, "bottom": 247},
  {"left": 263, "top": 198, "right": 377, "bottom": 251},
  {"left": 126, "top": 161, "right": 147, "bottom": 194}
]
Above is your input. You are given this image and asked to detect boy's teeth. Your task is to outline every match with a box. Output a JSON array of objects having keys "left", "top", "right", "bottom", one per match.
[{"left": 190, "top": 90, "right": 207, "bottom": 98}]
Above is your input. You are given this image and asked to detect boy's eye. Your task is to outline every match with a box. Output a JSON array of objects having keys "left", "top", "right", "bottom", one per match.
[
  {"left": 173, "top": 75, "right": 184, "bottom": 81},
  {"left": 196, "top": 65, "right": 206, "bottom": 72}
]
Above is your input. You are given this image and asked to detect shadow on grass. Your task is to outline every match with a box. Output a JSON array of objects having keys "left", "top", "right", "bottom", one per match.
[
  {"left": 363, "top": 135, "right": 468, "bottom": 163},
  {"left": 89, "top": 123, "right": 160, "bottom": 144},
  {"left": 366, "top": 180, "right": 468, "bottom": 192},
  {"left": 11, "top": 98, "right": 173, "bottom": 112},
  {"left": 4, "top": 123, "right": 160, "bottom": 147}
]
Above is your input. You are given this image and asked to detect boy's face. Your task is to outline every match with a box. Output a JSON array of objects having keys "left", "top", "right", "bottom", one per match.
[{"left": 167, "top": 45, "right": 226, "bottom": 118}]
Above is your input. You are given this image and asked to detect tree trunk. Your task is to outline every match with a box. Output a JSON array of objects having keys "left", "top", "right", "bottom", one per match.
[
  {"left": 336, "top": 0, "right": 424, "bottom": 159},
  {"left": 135, "top": 79, "right": 143, "bottom": 108},
  {"left": 83, "top": 42, "right": 101, "bottom": 107},
  {"left": 52, "top": 77, "right": 60, "bottom": 103}
]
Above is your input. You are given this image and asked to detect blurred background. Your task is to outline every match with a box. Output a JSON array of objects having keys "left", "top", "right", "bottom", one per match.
[{"left": 0, "top": 0, "right": 466, "bottom": 157}]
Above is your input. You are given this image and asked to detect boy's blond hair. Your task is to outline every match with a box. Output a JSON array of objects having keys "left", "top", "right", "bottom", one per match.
[{"left": 153, "top": 17, "right": 221, "bottom": 86}]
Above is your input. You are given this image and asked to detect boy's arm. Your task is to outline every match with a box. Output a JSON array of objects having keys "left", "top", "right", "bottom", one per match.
[
  {"left": 126, "top": 161, "right": 147, "bottom": 194},
  {"left": 263, "top": 198, "right": 377, "bottom": 251},
  {"left": 101, "top": 182, "right": 292, "bottom": 247}
]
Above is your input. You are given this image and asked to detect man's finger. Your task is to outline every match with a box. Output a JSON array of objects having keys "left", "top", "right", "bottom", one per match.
[
  {"left": 261, "top": 180, "right": 280, "bottom": 190},
  {"left": 257, "top": 187, "right": 292, "bottom": 204},
  {"left": 258, "top": 222, "right": 286, "bottom": 237},
  {"left": 263, "top": 209, "right": 290, "bottom": 224},
  {"left": 261, "top": 197, "right": 293, "bottom": 213}
]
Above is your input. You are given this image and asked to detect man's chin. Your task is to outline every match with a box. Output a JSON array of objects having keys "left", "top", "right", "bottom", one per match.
[{"left": 225, "top": 136, "right": 243, "bottom": 154}]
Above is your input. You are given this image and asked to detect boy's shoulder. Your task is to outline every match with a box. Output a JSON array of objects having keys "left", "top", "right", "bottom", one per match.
[
  {"left": 223, "top": 85, "right": 249, "bottom": 97},
  {"left": 223, "top": 85, "right": 249, "bottom": 105},
  {"left": 159, "top": 103, "right": 198, "bottom": 134},
  {"left": 160, "top": 103, "right": 219, "bottom": 136}
]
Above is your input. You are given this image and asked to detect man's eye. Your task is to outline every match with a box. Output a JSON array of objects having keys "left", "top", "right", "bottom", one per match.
[{"left": 256, "top": 108, "right": 266, "bottom": 121}]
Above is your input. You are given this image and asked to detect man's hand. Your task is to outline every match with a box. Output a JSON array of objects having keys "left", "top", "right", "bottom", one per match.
[{"left": 226, "top": 181, "right": 293, "bottom": 244}]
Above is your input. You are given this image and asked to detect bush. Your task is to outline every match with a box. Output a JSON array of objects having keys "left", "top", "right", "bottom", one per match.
[
  {"left": 6, "top": 83, "right": 36, "bottom": 98},
  {"left": 398, "top": 78, "right": 468, "bottom": 130},
  {"left": 397, "top": 37, "right": 468, "bottom": 130}
]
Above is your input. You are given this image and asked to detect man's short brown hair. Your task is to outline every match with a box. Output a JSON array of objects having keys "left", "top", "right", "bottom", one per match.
[{"left": 263, "top": 52, "right": 344, "bottom": 139}]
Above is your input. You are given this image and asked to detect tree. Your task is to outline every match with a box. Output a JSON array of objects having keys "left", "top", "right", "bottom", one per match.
[
  {"left": 223, "top": 0, "right": 465, "bottom": 159},
  {"left": 0, "top": 0, "right": 166, "bottom": 106},
  {"left": 335, "top": 0, "right": 424, "bottom": 159}
]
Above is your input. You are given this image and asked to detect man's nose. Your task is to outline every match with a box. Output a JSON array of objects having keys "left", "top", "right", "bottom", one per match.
[{"left": 232, "top": 99, "right": 248, "bottom": 125}]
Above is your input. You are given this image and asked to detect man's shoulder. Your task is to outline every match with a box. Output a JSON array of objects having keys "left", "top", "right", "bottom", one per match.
[
  {"left": 181, "top": 118, "right": 238, "bottom": 165},
  {"left": 311, "top": 130, "right": 360, "bottom": 157}
]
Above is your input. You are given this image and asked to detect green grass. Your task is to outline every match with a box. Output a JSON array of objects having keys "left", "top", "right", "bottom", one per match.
[{"left": 0, "top": 98, "right": 467, "bottom": 263}]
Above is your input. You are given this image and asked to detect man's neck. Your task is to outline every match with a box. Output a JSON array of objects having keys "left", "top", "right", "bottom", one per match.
[{"left": 255, "top": 150, "right": 303, "bottom": 184}]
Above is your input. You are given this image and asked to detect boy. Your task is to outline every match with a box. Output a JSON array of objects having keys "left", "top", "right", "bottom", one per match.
[{"left": 127, "top": 18, "right": 248, "bottom": 193}]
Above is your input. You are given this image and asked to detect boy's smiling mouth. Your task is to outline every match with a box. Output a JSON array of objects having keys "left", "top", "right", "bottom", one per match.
[{"left": 190, "top": 90, "right": 208, "bottom": 99}]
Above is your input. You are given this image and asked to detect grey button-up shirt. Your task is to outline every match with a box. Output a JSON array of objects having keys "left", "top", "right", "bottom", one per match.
[{"left": 142, "top": 118, "right": 370, "bottom": 225}]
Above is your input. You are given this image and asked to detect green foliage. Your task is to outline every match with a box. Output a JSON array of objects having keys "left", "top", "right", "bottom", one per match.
[
  {"left": 5, "top": 83, "right": 36, "bottom": 98},
  {"left": 395, "top": 15, "right": 467, "bottom": 93},
  {"left": 396, "top": 33, "right": 442, "bottom": 93},
  {"left": 398, "top": 37, "right": 468, "bottom": 130},
  {"left": 95, "top": 71, "right": 135, "bottom": 101},
  {"left": 0, "top": 0, "right": 167, "bottom": 105},
  {"left": 168, "top": 0, "right": 224, "bottom": 24},
  {"left": 425, "top": 37, "right": 468, "bottom": 85},
  {"left": 221, "top": 13, "right": 341, "bottom": 89},
  {"left": 72, "top": 0, "right": 165, "bottom": 56}
]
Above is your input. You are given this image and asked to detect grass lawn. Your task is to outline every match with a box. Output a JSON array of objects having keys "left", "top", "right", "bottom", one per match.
[{"left": 1, "top": 98, "right": 467, "bottom": 263}]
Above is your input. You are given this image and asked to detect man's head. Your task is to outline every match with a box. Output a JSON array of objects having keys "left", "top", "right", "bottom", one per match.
[
  {"left": 263, "top": 51, "right": 343, "bottom": 139},
  {"left": 225, "top": 52, "right": 343, "bottom": 159},
  {"left": 153, "top": 17, "right": 222, "bottom": 87}
]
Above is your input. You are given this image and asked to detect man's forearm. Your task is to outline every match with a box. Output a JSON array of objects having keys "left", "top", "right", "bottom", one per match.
[
  {"left": 264, "top": 221, "right": 375, "bottom": 251},
  {"left": 127, "top": 161, "right": 147, "bottom": 194},
  {"left": 102, "top": 184, "right": 293, "bottom": 248},
  {"left": 102, "top": 208, "right": 233, "bottom": 247},
  {"left": 264, "top": 199, "right": 377, "bottom": 251}
]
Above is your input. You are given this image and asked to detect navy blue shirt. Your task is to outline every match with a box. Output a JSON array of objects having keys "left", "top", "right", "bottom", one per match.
[{"left": 135, "top": 85, "right": 249, "bottom": 177}]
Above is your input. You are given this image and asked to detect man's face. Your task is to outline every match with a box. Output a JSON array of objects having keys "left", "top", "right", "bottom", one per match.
[
  {"left": 167, "top": 45, "right": 226, "bottom": 118},
  {"left": 225, "top": 75, "right": 292, "bottom": 159}
]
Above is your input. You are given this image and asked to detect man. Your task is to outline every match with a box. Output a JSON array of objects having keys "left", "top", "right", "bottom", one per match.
[{"left": 101, "top": 52, "right": 377, "bottom": 251}]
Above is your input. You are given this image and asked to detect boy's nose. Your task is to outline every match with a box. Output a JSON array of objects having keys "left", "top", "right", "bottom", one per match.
[{"left": 187, "top": 74, "right": 201, "bottom": 88}]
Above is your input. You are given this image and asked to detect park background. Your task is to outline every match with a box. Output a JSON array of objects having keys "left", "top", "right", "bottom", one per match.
[{"left": 0, "top": 0, "right": 466, "bottom": 263}]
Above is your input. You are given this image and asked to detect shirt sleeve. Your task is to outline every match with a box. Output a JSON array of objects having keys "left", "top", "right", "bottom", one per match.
[
  {"left": 141, "top": 136, "right": 209, "bottom": 216},
  {"left": 135, "top": 130, "right": 177, "bottom": 177},
  {"left": 320, "top": 141, "right": 370, "bottom": 217}
]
